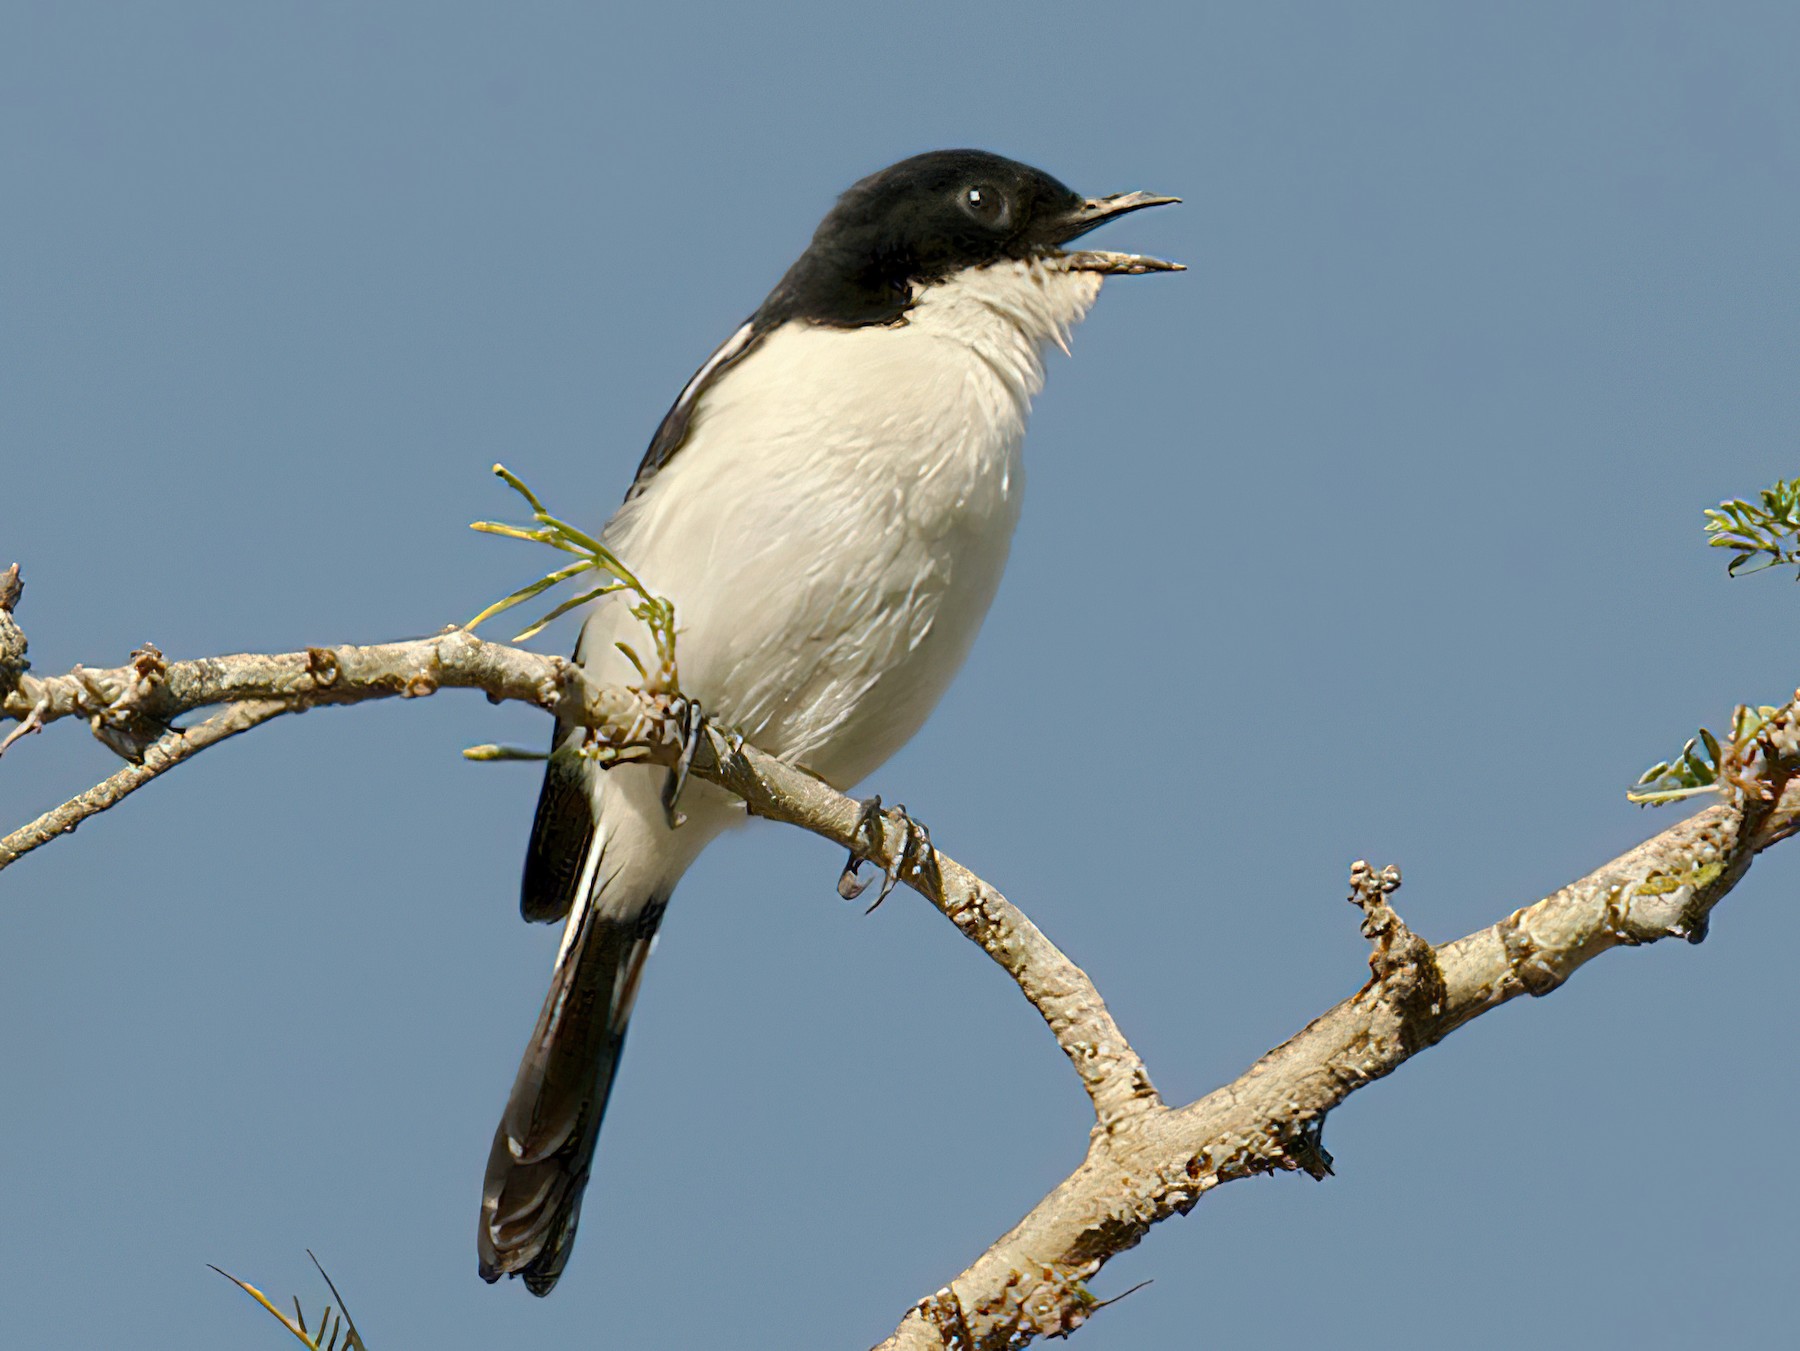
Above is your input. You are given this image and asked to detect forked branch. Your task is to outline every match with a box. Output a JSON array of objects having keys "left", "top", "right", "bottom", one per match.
[{"left": 4, "top": 568, "right": 1797, "bottom": 1349}]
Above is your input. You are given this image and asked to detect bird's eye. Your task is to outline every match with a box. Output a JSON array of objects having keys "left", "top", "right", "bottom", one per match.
[{"left": 961, "top": 184, "right": 1007, "bottom": 226}]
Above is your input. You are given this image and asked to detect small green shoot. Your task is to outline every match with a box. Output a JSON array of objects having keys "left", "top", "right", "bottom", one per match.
[
  {"left": 1704, "top": 478, "right": 1800, "bottom": 578},
  {"left": 460, "top": 743, "right": 549, "bottom": 762},
  {"left": 210, "top": 1252, "right": 367, "bottom": 1351},
  {"left": 1631, "top": 705, "right": 1779, "bottom": 806},
  {"left": 467, "top": 464, "right": 679, "bottom": 692}
]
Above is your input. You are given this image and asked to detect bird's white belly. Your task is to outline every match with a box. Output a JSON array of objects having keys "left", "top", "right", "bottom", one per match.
[
  {"left": 690, "top": 458, "right": 1020, "bottom": 787},
  {"left": 586, "top": 311, "right": 1036, "bottom": 788}
]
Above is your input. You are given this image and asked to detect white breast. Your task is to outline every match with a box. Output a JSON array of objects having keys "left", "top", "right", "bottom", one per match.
[{"left": 582, "top": 259, "right": 1104, "bottom": 788}]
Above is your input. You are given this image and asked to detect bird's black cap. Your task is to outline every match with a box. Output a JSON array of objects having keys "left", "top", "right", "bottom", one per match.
[
  {"left": 758, "top": 149, "right": 1179, "bottom": 328},
  {"left": 628, "top": 150, "right": 1179, "bottom": 491}
]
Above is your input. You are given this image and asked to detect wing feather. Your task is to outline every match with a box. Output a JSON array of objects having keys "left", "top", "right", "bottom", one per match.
[{"left": 626, "top": 320, "right": 766, "bottom": 496}]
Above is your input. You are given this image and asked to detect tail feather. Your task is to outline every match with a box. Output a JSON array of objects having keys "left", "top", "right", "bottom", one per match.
[
  {"left": 487, "top": 753, "right": 730, "bottom": 1295},
  {"left": 479, "top": 845, "right": 670, "bottom": 1295}
]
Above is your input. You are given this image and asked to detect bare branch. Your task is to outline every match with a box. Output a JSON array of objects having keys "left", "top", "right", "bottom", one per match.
[
  {"left": 7, "top": 570, "right": 1799, "bottom": 1349},
  {"left": 0, "top": 700, "right": 290, "bottom": 869},
  {"left": 692, "top": 744, "right": 1163, "bottom": 1131},
  {"left": 875, "top": 727, "right": 1800, "bottom": 1350},
  {"left": 0, "top": 602, "right": 1155, "bottom": 1134}
]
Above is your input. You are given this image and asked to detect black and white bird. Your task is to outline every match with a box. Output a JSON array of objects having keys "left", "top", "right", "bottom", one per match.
[{"left": 478, "top": 148, "right": 1180, "bottom": 1293}]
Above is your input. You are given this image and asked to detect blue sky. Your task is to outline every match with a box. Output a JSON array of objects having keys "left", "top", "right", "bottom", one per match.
[{"left": 4, "top": 3, "right": 1798, "bottom": 1347}]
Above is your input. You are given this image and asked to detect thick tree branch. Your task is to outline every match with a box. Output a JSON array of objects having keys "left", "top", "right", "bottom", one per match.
[
  {"left": 877, "top": 736, "right": 1800, "bottom": 1349},
  {"left": 6, "top": 569, "right": 1797, "bottom": 1349}
]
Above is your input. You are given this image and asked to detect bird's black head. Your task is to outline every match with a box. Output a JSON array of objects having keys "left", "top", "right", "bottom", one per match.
[{"left": 757, "top": 149, "right": 1179, "bottom": 328}]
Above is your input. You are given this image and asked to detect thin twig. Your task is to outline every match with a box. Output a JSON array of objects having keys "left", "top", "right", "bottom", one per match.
[{"left": 0, "top": 700, "right": 290, "bottom": 869}]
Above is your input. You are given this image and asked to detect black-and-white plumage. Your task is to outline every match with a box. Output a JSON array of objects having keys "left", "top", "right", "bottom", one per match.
[{"left": 480, "top": 149, "right": 1179, "bottom": 1294}]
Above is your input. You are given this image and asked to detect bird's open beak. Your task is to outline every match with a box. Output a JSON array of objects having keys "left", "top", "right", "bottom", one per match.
[{"left": 1048, "top": 191, "right": 1183, "bottom": 275}]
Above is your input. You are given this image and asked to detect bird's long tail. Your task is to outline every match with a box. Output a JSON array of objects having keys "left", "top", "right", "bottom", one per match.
[
  {"left": 478, "top": 866, "right": 668, "bottom": 1294},
  {"left": 483, "top": 699, "right": 733, "bottom": 1294}
]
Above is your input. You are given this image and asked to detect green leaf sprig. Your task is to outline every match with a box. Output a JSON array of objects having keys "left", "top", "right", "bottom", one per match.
[
  {"left": 210, "top": 1253, "right": 367, "bottom": 1351},
  {"left": 466, "top": 464, "right": 679, "bottom": 693},
  {"left": 1630, "top": 472, "right": 1798, "bottom": 803},
  {"left": 1705, "top": 478, "right": 1800, "bottom": 578},
  {"left": 1630, "top": 704, "right": 1780, "bottom": 806}
]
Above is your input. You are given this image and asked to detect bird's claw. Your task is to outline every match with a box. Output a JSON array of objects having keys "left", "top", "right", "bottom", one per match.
[
  {"left": 661, "top": 694, "right": 707, "bottom": 829},
  {"left": 837, "top": 796, "right": 942, "bottom": 913},
  {"left": 837, "top": 794, "right": 884, "bottom": 901}
]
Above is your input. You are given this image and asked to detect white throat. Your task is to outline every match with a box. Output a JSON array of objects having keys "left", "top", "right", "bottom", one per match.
[{"left": 903, "top": 258, "right": 1105, "bottom": 406}]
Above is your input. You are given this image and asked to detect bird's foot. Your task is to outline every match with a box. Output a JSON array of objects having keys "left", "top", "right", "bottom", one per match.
[
  {"left": 837, "top": 796, "right": 942, "bottom": 913},
  {"left": 836, "top": 795, "right": 886, "bottom": 901},
  {"left": 660, "top": 694, "right": 707, "bottom": 829}
]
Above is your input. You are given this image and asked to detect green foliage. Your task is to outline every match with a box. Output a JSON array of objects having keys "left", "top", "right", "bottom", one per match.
[
  {"left": 1629, "top": 705, "right": 1782, "bottom": 805},
  {"left": 211, "top": 1254, "right": 367, "bottom": 1350},
  {"left": 1629, "top": 727, "right": 1724, "bottom": 806},
  {"left": 1705, "top": 478, "right": 1800, "bottom": 578},
  {"left": 467, "top": 464, "right": 680, "bottom": 692},
  {"left": 1633, "top": 473, "right": 1797, "bottom": 805}
]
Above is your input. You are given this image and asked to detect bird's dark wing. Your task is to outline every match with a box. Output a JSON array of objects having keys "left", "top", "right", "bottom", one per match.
[
  {"left": 520, "top": 723, "right": 599, "bottom": 923},
  {"left": 625, "top": 319, "right": 767, "bottom": 498}
]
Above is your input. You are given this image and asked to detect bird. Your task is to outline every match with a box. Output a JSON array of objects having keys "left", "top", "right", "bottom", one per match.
[{"left": 478, "top": 148, "right": 1180, "bottom": 1293}]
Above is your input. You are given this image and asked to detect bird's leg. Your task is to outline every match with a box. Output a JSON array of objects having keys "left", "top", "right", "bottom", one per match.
[
  {"left": 660, "top": 694, "right": 707, "bottom": 829},
  {"left": 905, "top": 810, "right": 944, "bottom": 905},
  {"left": 837, "top": 794, "right": 884, "bottom": 901},
  {"left": 865, "top": 804, "right": 943, "bottom": 913}
]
